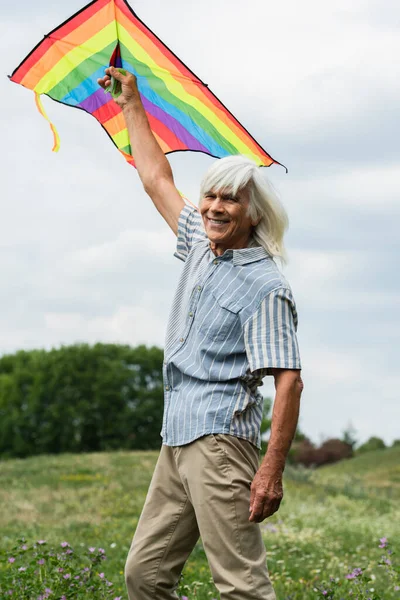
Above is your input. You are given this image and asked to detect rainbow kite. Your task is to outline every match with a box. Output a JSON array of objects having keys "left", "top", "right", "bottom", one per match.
[{"left": 10, "top": 0, "right": 285, "bottom": 169}]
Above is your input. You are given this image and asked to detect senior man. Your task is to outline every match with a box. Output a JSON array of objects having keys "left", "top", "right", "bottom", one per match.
[{"left": 98, "top": 67, "right": 303, "bottom": 600}]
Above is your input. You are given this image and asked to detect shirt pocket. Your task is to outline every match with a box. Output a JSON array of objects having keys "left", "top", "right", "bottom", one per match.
[{"left": 197, "top": 289, "right": 242, "bottom": 343}]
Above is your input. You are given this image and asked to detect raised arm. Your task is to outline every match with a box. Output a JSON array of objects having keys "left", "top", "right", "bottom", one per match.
[{"left": 98, "top": 67, "right": 184, "bottom": 235}]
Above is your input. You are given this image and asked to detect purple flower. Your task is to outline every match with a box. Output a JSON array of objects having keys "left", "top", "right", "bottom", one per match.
[
  {"left": 37, "top": 540, "right": 46, "bottom": 545},
  {"left": 63, "top": 574, "right": 71, "bottom": 580},
  {"left": 99, "top": 573, "right": 105, "bottom": 579},
  {"left": 38, "top": 559, "right": 45, "bottom": 565},
  {"left": 379, "top": 537, "right": 388, "bottom": 548},
  {"left": 58, "top": 568, "right": 64, "bottom": 573},
  {"left": 88, "top": 547, "right": 96, "bottom": 553},
  {"left": 21, "top": 545, "right": 28, "bottom": 551},
  {"left": 45, "top": 589, "right": 52, "bottom": 594},
  {"left": 65, "top": 549, "right": 73, "bottom": 555},
  {"left": 98, "top": 548, "right": 105, "bottom": 554},
  {"left": 60, "top": 542, "right": 69, "bottom": 548},
  {"left": 346, "top": 567, "right": 362, "bottom": 580},
  {"left": 8, "top": 557, "right": 15, "bottom": 563},
  {"left": 18, "top": 567, "right": 26, "bottom": 572}
]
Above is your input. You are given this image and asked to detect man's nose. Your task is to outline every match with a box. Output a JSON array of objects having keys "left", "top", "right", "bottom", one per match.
[{"left": 209, "top": 196, "right": 224, "bottom": 211}]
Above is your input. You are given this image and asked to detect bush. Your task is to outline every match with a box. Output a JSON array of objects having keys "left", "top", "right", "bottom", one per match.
[{"left": 291, "top": 438, "right": 353, "bottom": 467}]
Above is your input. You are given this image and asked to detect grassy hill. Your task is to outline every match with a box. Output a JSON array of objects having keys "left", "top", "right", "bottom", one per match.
[{"left": 1, "top": 448, "right": 399, "bottom": 599}]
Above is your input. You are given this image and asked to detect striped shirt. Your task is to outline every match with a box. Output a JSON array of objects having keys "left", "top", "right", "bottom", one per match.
[{"left": 161, "top": 204, "right": 301, "bottom": 448}]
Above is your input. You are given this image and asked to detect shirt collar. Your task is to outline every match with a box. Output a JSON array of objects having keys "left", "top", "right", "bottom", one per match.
[
  {"left": 211, "top": 245, "right": 270, "bottom": 266},
  {"left": 232, "top": 246, "right": 271, "bottom": 266}
]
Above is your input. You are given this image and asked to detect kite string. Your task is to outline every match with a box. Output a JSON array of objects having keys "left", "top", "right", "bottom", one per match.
[{"left": 34, "top": 92, "right": 60, "bottom": 152}]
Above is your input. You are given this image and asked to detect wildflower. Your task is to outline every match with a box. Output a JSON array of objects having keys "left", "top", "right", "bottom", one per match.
[
  {"left": 88, "top": 547, "right": 96, "bottom": 553},
  {"left": 45, "top": 589, "right": 52, "bottom": 595},
  {"left": 379, "top": 537, "right": 388, "bottom": 548},
  {"left": 63, "top": 573, "right": 71, "bottom": 580},
  {"left": 99, "top": 573, "right": 105, "bottom": 578},
  {"left": 60, "top": 542, "right": 69, "bottom": 548},
  {"left": 110, "top": 543, "right": 117, "bottom": 548},
  {"left": 58, "top": 568, "right": 64, "bottom": 572},
  {"left": 346, "top": 567, "right": 363, "bottom": 580},
  {"left": 21, "top": 545, "right": 28, "bottom": 551},
  {"left": 65, "top": 549, "right": 73, "bottom": 555},
  {"left": 98, "top": 548, "right": 105, "bottom": 554},
  {"left": 18, "top": 567, "right": 26, "bottom": 572},
  {"left": 38, "top": 558, "right": 45, "bottom": 565},
  {"left": 37, "top": 540, "right": 46, "bottom": 545},
  {"left": 8, "top": 557, "right": 15, "bottom": 563}
]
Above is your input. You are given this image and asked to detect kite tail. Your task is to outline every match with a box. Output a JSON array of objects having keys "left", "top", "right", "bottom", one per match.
[{"left": 34, "top": 92, "right": 60, "bottom": 152}]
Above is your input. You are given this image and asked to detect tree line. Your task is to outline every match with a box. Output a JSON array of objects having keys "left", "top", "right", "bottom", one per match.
[
  {"left": 0, "top": 344, "right": 164, "bottom": 458},
  {"left": 0, "top": 343, "right": 397, "bottom": 461}
]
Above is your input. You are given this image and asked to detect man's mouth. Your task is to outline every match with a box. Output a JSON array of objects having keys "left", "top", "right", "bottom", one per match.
[{"left": 207, "top": 217, "right": 229, "bottom": 226}]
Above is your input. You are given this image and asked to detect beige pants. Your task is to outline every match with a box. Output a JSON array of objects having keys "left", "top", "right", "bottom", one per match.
[{"left": 125, "top": 434, "right": 276, "bottom": 600}]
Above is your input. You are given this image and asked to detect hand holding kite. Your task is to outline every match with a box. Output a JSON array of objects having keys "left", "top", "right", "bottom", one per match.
[
  {"left": 99, "top": 66, "right": 138, "bottom": 108},
  {"left": 9, "top": 0, "right": 285, "bottom": 170}
]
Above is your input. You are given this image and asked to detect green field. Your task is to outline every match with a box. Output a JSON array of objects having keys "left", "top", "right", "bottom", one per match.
[{"left": 1, "top": 447, "right": 399, "bottom": 599}]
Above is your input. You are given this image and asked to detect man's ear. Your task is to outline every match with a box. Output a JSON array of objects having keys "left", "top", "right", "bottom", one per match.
[{"left": 252, "top": 216, "right": 262, "bottom": 227}]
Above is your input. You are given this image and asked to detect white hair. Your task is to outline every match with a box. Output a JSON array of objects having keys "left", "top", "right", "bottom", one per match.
[{"left": 199, "top": 155, "right": 289, "bottom": 262}]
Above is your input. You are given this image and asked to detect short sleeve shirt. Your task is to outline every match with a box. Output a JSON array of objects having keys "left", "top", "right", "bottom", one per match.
[{"left": 162, "top": 204, "right": 301, "bottom": 448}]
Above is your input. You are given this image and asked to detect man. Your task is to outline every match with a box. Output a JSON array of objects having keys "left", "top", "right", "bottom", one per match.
[{"left": 98, "top": 67, "right": 303, "bottom": 600}]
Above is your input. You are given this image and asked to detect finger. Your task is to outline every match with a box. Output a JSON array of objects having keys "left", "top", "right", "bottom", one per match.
[
  {"left": 109, "top": 66, "right": 126, "bottom": 80},
  {"left": 249, "top": 495, "right": 264, "bottom": 522},
  {"left": 97, "top": 78, "right": 111, "bottom": 89},
  {"left": 249, "top": 485, "right": 255, "bottom": 514},
  {"left": 262, "top": 498, "right": 281, "bottom": 521}
]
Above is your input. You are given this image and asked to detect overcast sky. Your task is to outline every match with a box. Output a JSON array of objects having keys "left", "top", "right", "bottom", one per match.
[{"left": 2, "top": 0, "right": 399, "bottom": 445}]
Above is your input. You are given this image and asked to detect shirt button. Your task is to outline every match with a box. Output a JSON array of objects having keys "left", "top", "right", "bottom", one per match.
[
  {"left": 213, "top": 259, "right": 218, "bottom": 265},
  {"left": 179, "top": 337, "right": 185, "bottom": 342},
  {"left": 197, "top": 285, "right": 202, "bottom": 291},
  {"left": 189, "top": 312, "right": 193, "bottom": 317},
  {"left": 165, "top": 385, "right": 170, "bottom": 391}
]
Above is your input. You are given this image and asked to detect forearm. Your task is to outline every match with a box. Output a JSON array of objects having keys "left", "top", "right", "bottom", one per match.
[
  {"left": 122, "top": 98, "right": 174, "bottom": 189},
  {"left": 261, "top": 370, "right": 302, "bottom": 474}
]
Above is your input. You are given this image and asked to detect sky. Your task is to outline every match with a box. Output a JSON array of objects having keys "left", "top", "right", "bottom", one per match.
[{"left": 1, "top": 0, "right": 399, "bottom": 445}]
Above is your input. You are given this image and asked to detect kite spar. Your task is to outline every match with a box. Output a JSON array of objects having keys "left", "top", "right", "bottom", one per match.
[{"left": 10, "top": 0, "right": 285, "bottom": 170}]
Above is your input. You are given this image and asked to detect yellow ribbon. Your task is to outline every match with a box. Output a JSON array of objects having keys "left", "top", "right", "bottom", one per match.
[{"left": 34, "top": 92, "right": 60, "bottom": 152}]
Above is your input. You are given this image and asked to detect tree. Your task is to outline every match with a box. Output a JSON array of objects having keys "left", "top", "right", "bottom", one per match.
[
  {"left": 342, "top": 423, "right": 358, "bottom": 450},
  {"left": 357, "top": 436, "right": 386, "bottom": 454}
]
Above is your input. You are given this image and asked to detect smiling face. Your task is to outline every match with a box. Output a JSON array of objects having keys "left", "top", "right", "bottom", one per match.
[{"left": 200, "top": 186, "right": 258, "bottom": 256}]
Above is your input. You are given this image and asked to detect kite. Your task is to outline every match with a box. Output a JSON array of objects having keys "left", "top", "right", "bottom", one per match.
[{"left": 9, "top": 0, "right": 285, "bottom": 170}]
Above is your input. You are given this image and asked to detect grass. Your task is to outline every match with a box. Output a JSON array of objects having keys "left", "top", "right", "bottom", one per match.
[{"left": 1, "top": 447, "right": 399, "bottom": 599}]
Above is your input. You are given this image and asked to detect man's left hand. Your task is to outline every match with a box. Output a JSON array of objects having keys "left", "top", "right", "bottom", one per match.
[{"left": 249, "top": 468, "right": 283, "bottom": 522}]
